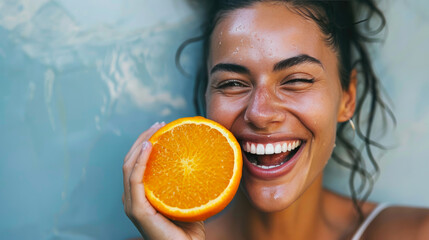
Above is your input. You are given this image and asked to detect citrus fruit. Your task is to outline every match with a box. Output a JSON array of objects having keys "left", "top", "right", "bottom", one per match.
[{"left": 143, "top": 116, "right": 242, "bottom": 222}]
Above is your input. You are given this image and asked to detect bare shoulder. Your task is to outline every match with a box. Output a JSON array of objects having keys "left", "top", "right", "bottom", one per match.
[{"left": 363, "top": 205, "right": 429, "bottom": 240}]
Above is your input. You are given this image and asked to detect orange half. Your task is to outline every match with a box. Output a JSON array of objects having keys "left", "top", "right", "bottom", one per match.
[{"left": 144, "top": 116, "right": 242, "bottom": 222}]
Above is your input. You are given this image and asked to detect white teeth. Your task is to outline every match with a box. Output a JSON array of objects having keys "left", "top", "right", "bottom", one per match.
[
  {"left": 274, "top": 144, "right": 282, "bottom": 154},
  {"left": 250, "top": 144, "right": 256, "bottom": 154},
  {"left": 265, "top": 144, "right": 274, "bottom": 154},
  {"left": 243, "top": 140, "right": 301, "bottom": 155},
  {"left": 251, "top": 160, "right": 286, "bottom": 169},
  {"left": 256, "top": 144, "right": 264, "bottom": 155},
  {"left": 282, "top": 143, "right": 287, "bottom": 152}
]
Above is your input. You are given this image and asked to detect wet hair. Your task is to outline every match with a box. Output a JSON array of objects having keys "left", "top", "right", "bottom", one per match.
[{"left": 176, "top": 0, "right": 395, "bottom": 221}]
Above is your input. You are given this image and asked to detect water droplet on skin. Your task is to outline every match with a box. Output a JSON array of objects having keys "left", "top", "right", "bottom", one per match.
[
  {"left": 236, "top": 25, "right": 245, "bottom": 31},
  {"left": 232, "top": 47, "right": 240, "bottom": 55},
  {"left": 273, "top": 193, "right": 280, "bottom": 200}
]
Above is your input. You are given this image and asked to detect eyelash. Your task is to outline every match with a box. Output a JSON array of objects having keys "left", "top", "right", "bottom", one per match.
[
  {"left": 215, "top": 78, "right": 314, "bottom": 89},
  {"left": 215, "top": 80, "right": 247, "bottom": 89},
  {"left": 284, "top": 78, "right": 315, "bottom": 84}
]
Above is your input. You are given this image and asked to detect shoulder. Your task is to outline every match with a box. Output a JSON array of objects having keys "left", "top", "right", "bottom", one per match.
[
  {"left": 363, "top": 205, "right": 429, "bottom": 240},
  {"left": 322, "top": 190, "right": 429, "bottom": 239}
]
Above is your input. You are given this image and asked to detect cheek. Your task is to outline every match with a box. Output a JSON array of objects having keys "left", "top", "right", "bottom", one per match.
[
  {"left": 290, "top": 89, "right": 340, "bottom": 144},
  {"left": 303, "top": 92, "right": 340, "bottom": 168},
  {"left": 206, "top": 95, "right": 243, "bottom": 129}
]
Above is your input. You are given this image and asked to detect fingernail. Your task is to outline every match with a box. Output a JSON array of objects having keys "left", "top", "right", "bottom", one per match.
[
  {"left": 150, "top": 122, "right": 159, "bottom": 128},
  {"left": 160, "top": 121, "right": 166, "bottom": 126},
  {"left": 142, "top": 141, "right": 149, "bottom": 150}
]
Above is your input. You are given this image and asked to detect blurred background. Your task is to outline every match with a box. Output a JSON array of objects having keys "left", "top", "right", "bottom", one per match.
[{"left": 0, "top": 0, "right": 428, "bottom": 239}]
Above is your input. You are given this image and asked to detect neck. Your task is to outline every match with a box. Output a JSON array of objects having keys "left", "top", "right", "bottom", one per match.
[{"left": 234, "top": 175, "right": 326, "bottom": 240}]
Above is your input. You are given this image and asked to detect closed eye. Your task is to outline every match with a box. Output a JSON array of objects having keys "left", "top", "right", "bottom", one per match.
[
  {"left": 284, "top": 78, "right": 314, "bottom": 84},
  {"left": 215, "top": 80, "right": 248, "bottom": 89}
]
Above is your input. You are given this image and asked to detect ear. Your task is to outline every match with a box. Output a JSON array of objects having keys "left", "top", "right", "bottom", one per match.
[{"left": 337, "top": 69, "right": 357, "bottom": 122}]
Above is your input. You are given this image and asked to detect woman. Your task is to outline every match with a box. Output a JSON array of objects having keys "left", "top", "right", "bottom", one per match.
[{"left": 123, "top": 0, "right": 429, "bottom": 239}]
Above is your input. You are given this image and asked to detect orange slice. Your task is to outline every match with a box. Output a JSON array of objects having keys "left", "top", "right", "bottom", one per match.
[{"left": 144, "top": 116, "right": 242, "bottom": 222}]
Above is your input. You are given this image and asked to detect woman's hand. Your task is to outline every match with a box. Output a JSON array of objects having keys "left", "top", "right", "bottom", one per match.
[{"left": 122, "top": 122, "right": 206, "bottom": 240}]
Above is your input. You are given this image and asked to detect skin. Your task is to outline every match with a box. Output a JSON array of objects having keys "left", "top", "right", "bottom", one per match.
[
  {"left": 206, "top": 2, "right": 351, "bottom": 213},
  {"left": 204, "top": 3, "right": 357, "bottom": 239},
  {"left": 122, "top": 2, "right": 429, "bottom": 240}
]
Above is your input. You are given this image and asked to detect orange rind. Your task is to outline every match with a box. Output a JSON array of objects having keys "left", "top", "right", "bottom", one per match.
[{"left": 144, "top": 116, "right": 242, "bottom": 222}]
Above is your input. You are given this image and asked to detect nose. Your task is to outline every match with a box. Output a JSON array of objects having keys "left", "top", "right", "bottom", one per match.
[{"left": 244, "top": 86, "right": 285, "bottom": 130}]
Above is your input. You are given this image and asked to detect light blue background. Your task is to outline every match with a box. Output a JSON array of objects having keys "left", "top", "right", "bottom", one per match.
[{"left": 1, "top": 0, "right": 428, "bottom": 239}]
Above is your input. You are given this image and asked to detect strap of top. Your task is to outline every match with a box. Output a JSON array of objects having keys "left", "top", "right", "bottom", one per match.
[{"left": 351, "top": 203, "right": 391, "bottom": 240}]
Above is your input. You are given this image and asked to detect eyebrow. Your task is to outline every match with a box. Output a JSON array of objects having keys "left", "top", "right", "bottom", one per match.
[
  {"left": 210, "top": 63, "right": 250, "bottom": 75},
  {"left": 209, "top": 54, "right": 323, "bottom": 75},
  {"left": 273, "top": 54, "right": 324, "bottom": 72}
]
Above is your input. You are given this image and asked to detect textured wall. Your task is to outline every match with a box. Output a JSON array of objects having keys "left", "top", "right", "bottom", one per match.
[
  {"left": 324, "top": 0, "right": 429, "bottom": 207},
  {"left": 0, "top": 0, "right": 428, "bottom": 239}
]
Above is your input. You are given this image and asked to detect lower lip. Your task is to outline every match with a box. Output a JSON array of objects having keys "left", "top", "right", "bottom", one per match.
[{"left": 242, "top": 142, "right": 305, "bottom": 180}]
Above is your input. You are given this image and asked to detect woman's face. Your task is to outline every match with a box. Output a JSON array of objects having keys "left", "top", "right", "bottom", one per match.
[{"left": 206, "top": 2, "right": 355, "bottom": 211}]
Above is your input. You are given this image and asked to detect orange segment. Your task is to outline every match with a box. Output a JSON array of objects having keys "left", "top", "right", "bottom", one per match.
[{"left": 144, "top": 116, "right": 242, "bottom": 222}]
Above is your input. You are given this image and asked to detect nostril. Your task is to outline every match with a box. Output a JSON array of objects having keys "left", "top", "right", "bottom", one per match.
[
  {"left": 244, "top": 105, "right": 285, "bottom": 129},
  {"left": 243, "top": 88, "right": 285, "bottom": 129}
]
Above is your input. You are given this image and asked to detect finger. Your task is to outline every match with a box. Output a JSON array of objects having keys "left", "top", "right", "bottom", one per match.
[
  {"left": 123, "top": 141, "right": 146, "bottom": 204},
  {"left": 123, "top": 123, "right": 166, "bottom": 214},
  {"left": 129, "top": 141, "right": 152, "bottom": 207},
  {"left": 123, "top": 140, "right": 144, "bottom": 183},
  {"left": 128, "top": 141, "right": 205, "bottom": 239},
  {"left": 124, "top": 122, "right": 164, "bottom": 163},
  {"left": 124, "top": 122, "right": 157, "bottom": 163}
]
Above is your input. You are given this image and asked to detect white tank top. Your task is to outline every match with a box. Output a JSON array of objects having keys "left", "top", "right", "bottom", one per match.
[{"left": 351, "top": 203, "right": 391, "bottom": 240}]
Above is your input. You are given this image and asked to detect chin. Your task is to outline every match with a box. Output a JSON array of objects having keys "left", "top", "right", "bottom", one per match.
[{"left": 239, "top": 176, "right": 304, "bottom": 212}]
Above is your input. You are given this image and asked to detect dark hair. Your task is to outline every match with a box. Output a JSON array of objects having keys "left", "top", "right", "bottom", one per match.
[{"left": 177, "top": 0, "right": 395, "bottom": 221}]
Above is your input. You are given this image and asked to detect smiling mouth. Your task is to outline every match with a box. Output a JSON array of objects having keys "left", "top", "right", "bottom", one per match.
[{"left": 242, "top": 140, "right": 302, "bottom": 169}]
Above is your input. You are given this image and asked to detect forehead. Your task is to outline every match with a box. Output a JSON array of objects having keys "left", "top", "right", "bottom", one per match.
[{"left": 209, "top": 2, "right": 336, "bottom": 69}]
